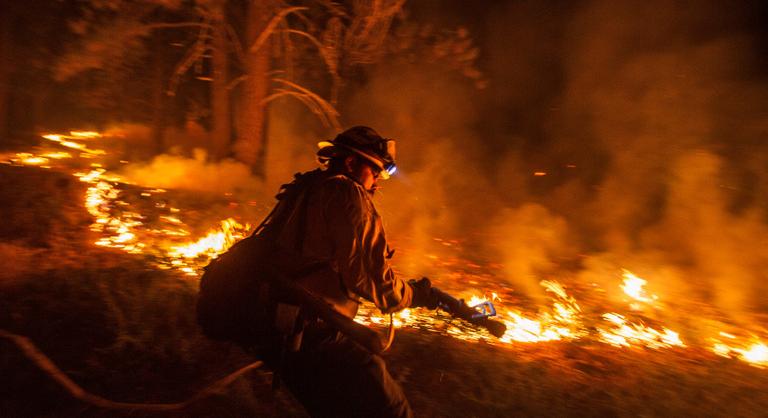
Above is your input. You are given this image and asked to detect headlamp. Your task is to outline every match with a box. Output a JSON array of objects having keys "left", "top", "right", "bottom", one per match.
[
  {"left": 317, "top": 127, "right": 398, "bottom": 179},
  {"left": 384, "top": 163, "right": 397, "bottom": 177}
]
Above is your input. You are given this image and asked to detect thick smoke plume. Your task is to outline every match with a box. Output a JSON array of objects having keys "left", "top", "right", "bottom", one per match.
[
  {"left": 263, "top": 0, "right": 768, "bottom": 325},
  {"left": 105, "top": 0, "right": 765, "bottom": 330}
]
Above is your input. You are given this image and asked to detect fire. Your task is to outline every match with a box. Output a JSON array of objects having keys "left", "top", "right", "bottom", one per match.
[
  {"left": 15, "top": 153, "right": 49, "bottom": 165},
  {"left": 75, "top": 165, "right": 250, "bottom": 274},
  {"left": 36, "top": 130, "right": 250, "bottom": 273},
  {"left": 3, "top": 150, "right": 74, "bottom": 168},
  {"left": 42, "top": 131, "right": 105, "bottom": 156},
  {"left": 392, "top": 308, "right": 411, "bottom": 327},
  {"left": 167, "top": 218, "right": 250, "bottom": 275},
  {"left": 499, "top": 280, "right": 583, "bottom": 343},
  {"left": 78, "top": 169, "right": 145, "bottom": 254},
  {"left": 69, "top": 131, "right": 101, "bottom": 139},
  {"left": 744, "top": 344, "right": 768, "bottom": 364},
  {"left": 599, "top": 270, "right": 685, "bottom": 349},
  {"left": 712, "top": 333, "right": 768, "bottom": 368},
  {"left": 598, "top": 313, "right": 685, "bottom": 349},
  {"left": 9, "top": 130, "right": 768, "bottom": 369},
  {"left": 356, "top": 280, "right": 585, "bottom": 344},
  {"left": 43, "top": 130, "right": 101, "bottom": 140},
  {"left": 168, "top": 218, "right": 248, "bottom": 259},
  {"left": 42, "top": 151, "right": 73, "bottom": 159},
  {"left": 620, "top": 270, "right": 656, "bottom": 303}
]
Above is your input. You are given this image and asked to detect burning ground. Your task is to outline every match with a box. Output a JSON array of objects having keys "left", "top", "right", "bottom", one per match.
[
  {"left": 2, "top": 1, "right": 768, "bottom": 415},
  {"left": 1, "top": 130, "right": 767, "bottom": 417}
]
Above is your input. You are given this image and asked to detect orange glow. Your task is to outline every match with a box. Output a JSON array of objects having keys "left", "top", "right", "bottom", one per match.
[
  {"left": 600, "top": 270, "right": 684, "bottom": 349},
  {"left": 711, "top": 333, "right": 768, "bottom": 368},
  {"left": 620, "top": 270, "right": 655, "bottom": 302},
  {"left": 598, "top": 313, "right": 685, "bottom": 349},
  {"left": 8, "top": 130, "right": 768, "bottom": 368}
]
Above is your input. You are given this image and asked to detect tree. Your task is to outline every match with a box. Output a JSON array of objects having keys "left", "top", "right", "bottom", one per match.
[
  {"left": 53, "top": 0, "right": 483, "bottom": 175},
  {"left": 0, "top": 0, "right": 85, "bottom": 144},
  {"left": 0, "top": 9, "right": 10, "bottom": 142},
  {"left": 232, "top": 0, "right": 419, "bottom": 174},
  {"left": 54, "top": 1, "right": 223, "bottom": 154}
]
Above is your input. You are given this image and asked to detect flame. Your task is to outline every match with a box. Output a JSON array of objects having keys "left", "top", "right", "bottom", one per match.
[
  {"left": 10, "top": 130, "right": 768, "bottom": 369},
  {"left": 43, "top": 130, "right": 101, "bottom": 140},
  {"left": 600, "top": 271, "right": 684, "bottom": 349},
  {"left": 42, "top": 151, "right": 73, "bottom": 159},
  {"left": 598, "top": 313, "right": 685, "bottom": 349},
  {"left": 42, "top": 131, "right": 105, "bottom": 155},
  {"left": 70, "top": 131, "right": 101, "bottom": 139},
  {"left": 356, "top": 279, "right": 586, "bottom": 344},
  {"left": 499, "top": 280, "right": 583, "bottom": 343},
  {"left": 711, "top": 333, "right": 768, "bottom": 368},
  {"left": 15, "top": 153, "right": 49, "bottom": 165},
  {"left": 65, "top": 139, "right": 249, "bottom": 269},
  {"left": 168, "top": 218, "right": 249, "bottom": 260},
  {"left": 78, "top": 169, "right": 145, "bottom": 254},
  {"left": 620, "top": 270, "right": 657, "bottom": 303}
]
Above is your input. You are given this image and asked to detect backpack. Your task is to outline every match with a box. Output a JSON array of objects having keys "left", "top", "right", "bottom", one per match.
[
  {"left": 195, "top": 234, "right": 271, "bottom": 345},
  {"left": 195, "top": 169, "right": 325, "bottom": 346}
]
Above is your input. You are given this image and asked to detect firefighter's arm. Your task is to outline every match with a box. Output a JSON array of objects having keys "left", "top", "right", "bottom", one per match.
[{"left": 321, "top": 178, "right": 413, "bottom": 313}]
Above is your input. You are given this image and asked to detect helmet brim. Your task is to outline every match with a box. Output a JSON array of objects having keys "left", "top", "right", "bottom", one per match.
[{"left": 317, "top": 141, "right": 392, "bottom": 179}]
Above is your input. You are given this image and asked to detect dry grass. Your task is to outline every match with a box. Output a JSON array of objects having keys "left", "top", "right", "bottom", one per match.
[{"left": 1, "top": 164, "right": 767, "bottom": 417}]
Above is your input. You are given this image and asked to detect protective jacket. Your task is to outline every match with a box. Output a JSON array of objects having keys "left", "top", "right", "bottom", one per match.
[{"left": 268, "top": 171, "right": 413, "bottom": 319}]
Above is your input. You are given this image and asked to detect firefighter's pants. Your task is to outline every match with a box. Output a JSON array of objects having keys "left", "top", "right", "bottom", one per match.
[{"left": 273, "top": 324, "right": 413, "bottom": 418}]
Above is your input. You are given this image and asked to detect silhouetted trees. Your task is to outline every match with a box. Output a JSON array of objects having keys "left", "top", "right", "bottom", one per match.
[{"left": 3, "top": 1, "right": 483, "bottom": 175}]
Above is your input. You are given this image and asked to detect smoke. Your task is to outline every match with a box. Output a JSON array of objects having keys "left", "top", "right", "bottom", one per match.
[
  {"left": 549, "top": 0, "right": 768, "bottom": 319},
  {"left": 99, "top": 123, "right": 267, "bottom": 194},
  {"left": 118, "top": 149, "right": 258, "bottom": 193},
  {"left": 281, "top": 0, "right": 768, "bottom": 322},
  {"left": 186, "top": 0, "right": 768, "bottom": 330}
]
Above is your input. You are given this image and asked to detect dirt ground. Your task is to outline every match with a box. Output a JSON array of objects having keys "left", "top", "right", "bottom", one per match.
[{"left": 2, "top": 165, "right": 767, "bottom": 417}]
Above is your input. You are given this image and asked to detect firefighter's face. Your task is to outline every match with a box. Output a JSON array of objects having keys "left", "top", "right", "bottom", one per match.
[{"left": 345, "top": 156, "right": 379, "bottom": 191}]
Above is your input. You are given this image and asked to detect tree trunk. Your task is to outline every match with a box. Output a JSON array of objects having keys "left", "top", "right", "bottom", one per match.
[
  {"left": 210, "top": 1, "right": 230, "bottom": 161},
  {"left": 0, "top": 9, "right": 11, "bottom": 144},
  {"left": 151, "top": 32, "right": 168, "bottom": 155},
  {"left": 234, "top": 0, "right": 278, "bottom": 175}
]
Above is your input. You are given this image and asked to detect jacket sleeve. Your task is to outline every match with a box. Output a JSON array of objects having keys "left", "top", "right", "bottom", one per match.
[{"left": 319, "top": 178, "right": 413, "bottom": 314}]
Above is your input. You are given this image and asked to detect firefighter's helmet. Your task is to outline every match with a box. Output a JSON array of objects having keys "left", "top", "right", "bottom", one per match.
[{"left": 317, "top": 126, "right": 397, "bottom": 178}]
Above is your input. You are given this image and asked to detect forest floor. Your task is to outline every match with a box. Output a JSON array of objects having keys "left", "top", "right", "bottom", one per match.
[{"left": 2, "top": 164, "right": 768, "bottom": 418}]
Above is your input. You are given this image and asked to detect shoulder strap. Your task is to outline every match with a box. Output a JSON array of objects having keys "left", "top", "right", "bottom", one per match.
[{"left": 254, "top": 169, "right": 328, "bottom": 249}]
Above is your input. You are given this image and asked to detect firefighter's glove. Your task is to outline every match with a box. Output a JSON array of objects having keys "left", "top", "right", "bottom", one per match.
[{"left": 409, "top": 277, "right": 439, "bottom": 310}]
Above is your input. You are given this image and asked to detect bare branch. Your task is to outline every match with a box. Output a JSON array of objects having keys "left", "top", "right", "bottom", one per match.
[
  {"left": 344, "top": 0, "right": 405, "bottom": 66},
  {"left": 284, "top": 29, "right": 336, "bottom": 72},
  {"left": 225, "top": 23, "right": 246, "bottom": 64},
  {"left": 282, "top": 28, "right": 341, "bottom": 104},
  {"left": 0, "top": 329, "right": 263, "bottom": 411},
  {"left": 144, "top": 22, "right": 213, "bottom": 31},
  {"left": 167, "top": 18, "right": 212, "bottom": 96},
  {"left": 281, "top": 21, "right": 295, "bottom": 80},
  {"left": 261, "top": 90, "right": 298, "bottom": 105},
  {"left": 269, "top": 78, "right": 340, "bottom": 129},
  {"left": 249, "top": 6, "right": 309, "bottom": 54},
  {"left": 227, "top": 74, "right": 248, "bottom": 91}
]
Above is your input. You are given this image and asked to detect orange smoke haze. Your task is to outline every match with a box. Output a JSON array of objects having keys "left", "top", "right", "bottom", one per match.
[
  {"left": 315, "top": 0, "right": 768, "bottom": 329},
  {"left": 80, "top": 0, "right": 767, "bottom": 334}
]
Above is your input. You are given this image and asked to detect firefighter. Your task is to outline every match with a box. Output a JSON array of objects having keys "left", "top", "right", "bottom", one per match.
[{"left": 256, "top": 126, "right": 438, "bottom": 418}]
